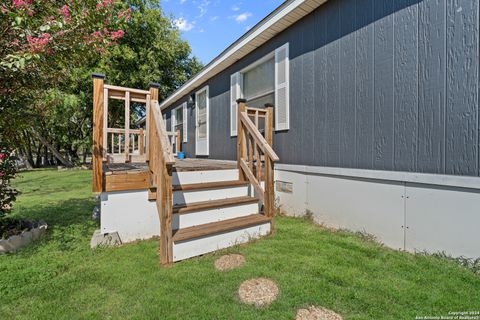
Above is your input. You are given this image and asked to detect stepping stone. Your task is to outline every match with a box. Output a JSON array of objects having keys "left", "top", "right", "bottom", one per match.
[
  {"left": 295, "top": 306, "right": 343, "bottom": 320},
  {"left": 238, "top": 278, "right": 279, "bottom": 307},
  {"left": 214, "top": 254, "right": 245, "bottom": 271}
]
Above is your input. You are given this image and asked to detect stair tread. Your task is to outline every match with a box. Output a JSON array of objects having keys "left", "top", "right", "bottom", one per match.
[
  {"left": 173, "top": 196, "right": 258, "bottom": 214},
  {"left": 172, "top": 214, "right": 271, "bottom": 242},
  {"left": 172, "top": 180, "right": 249, "bottom": 191}
]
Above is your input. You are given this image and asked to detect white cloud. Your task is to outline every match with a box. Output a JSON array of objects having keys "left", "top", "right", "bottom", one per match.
[
  {"left": 174, "top": 18, "right": 195, "bottom": 31},
  {"left": 209, "top": 16, "right": 218, "bottom": 21},
  {"left": 231, "top": 5, "right": 240, "bottom": 11},
  {"left": 235, "top": 12, "right": 252, "bottom": 23},
  {"left": 180, "top": 0, "right": 187, "bottom": 3},
  {"left": 197, "top": 0, "right": 210, "bottom": 18}
]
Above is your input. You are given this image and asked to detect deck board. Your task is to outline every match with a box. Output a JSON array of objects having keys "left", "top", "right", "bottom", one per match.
[{"left": 104, "top": 159, "right": 237, "bottom": 176}]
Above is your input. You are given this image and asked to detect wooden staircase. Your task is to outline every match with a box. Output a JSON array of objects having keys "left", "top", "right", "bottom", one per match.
[
  {"left": 169, "top": 174, "right": 272, "bottom": 261},
  {"left": 92, "top": 78, "right": 279, "bottom": 266}
]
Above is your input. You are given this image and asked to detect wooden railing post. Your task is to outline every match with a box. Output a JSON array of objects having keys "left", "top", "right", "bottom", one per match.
[
  {"left": 92, "top": 73, "right": 105, "bottom": 193},
  {"left": 139, "top": 128, "right": 145, "bottom": 155},
  {"left": 264, "top": 104, "right": 275, "bottom": 221},
  {"left": 124, "top": 91, "right": 130, "bottom": 162},
  {"left": 148, "top": 83, "right": 160, "bottom": 200},
  {"left": 237, "top": 99, "right": 247, "bottom": 181}
]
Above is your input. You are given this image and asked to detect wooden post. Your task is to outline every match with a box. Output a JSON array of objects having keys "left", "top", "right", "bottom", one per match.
[
  {"left": 92, "top": 73, "right": 105, "bottom": 193},
  {"left": 124, "top": 91, "right": 130, "bottom": 163},
  {"left": 265, "top": 104, "right": 274, "bottom": 147},
  {"left": 159, "top": 164, "right": 174, "bottom": 266},
  {"left": 145, "top": 94, "right": 151, "bottom": 159},
  {"left": 237, "top": 99, "right": 247, "bottom": 181},
  {"left": 264, "top": 104, "right": 275, "bottom": 228},
  {"left": 148, "top": 83, "right": 160, "bottom": 198},
  {"left": 103, "top": 87, "right": 108, "bottom": 161},
  {"left": 139, "top": 129, "right": 145, "bottom": 155}
]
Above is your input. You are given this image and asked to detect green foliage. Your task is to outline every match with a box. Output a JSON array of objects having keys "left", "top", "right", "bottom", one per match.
[
  {"left": 1, "top": 170, "right": 479, "bottom": 319},
  {"left": 1, "top": 0, "right": 202, "bottom": 167},
  {"left": 0, "top": 144, "right": 18, "bottom": 217}
]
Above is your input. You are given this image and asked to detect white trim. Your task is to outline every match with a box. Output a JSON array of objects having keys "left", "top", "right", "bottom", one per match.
[
  {"left": 183, "top": 102, "right": 188, "bottom": 143},
  {"left": 230, "top": 72, "right": 240, "bottom": 137},
  {"left": 195, "top": 86, "right": 209, "bottom": 156},
  {"left": 276, "top": 164, "right": 480, "bottom": 190},
  {"left": 159, "top": 0, "right": 328, "bottom": 110}
]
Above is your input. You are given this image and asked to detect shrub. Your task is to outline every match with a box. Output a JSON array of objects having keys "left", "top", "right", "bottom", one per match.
[{"left": 0, "top": 144, "right": 18, "bottom": 218}]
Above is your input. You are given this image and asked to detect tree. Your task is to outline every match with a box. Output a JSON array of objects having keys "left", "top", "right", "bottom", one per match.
[
  {"left": 1, "top": 0, "right": 130, "bottom": 99},
  {"left": 0, "top": 0, "right": 131, "bottom": 166},
  {"left": 0, "top": 0, "right": 202, "bottom": 168}
]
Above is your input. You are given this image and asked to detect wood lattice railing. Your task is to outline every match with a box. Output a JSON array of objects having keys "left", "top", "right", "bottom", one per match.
[
  {"left": 148, "top": 95, "right": 175, "bottom": 266},
  {"left": 236, "top": 99, "right": 279, "bottom": 221}
]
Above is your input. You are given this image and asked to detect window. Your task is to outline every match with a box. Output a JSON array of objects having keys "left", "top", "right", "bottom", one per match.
[
  {"left": 243, "top": 57, "right": 275, "bottom": 109},
  {"left": 230, "top": 43, "right": 290, "bottom": 135}
]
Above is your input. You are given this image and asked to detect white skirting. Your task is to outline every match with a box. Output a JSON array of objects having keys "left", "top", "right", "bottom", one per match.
[{"left": 275, "top": 165, "right": 480, "bottom": 258}]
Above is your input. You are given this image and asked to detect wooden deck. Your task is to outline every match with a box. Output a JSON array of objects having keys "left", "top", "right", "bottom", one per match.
[
  {"left": 104, "top": 159, "right": 237, "bottom": 175},
  {"left": 102, "top": 159, "right": 238, "bottom": 192}
]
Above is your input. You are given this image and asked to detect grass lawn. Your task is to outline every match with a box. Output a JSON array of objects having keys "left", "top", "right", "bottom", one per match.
[{"left": 1, "top": 169, "right": 479, "bottom": 319}]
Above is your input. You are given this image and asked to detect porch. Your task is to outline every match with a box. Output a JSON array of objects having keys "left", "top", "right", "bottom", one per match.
[{"left": 91, "top": 75, "right": 279, "bottom": 265}]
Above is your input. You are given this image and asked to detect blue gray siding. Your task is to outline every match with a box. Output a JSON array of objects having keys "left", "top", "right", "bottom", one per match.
[{"left": 163, "top": 0, "right": 480, "bottom": 177}]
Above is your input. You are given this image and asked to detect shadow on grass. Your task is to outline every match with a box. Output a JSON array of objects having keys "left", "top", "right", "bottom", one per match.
[
  {"left": 9, "top": 197, "right": 98, "bottom": 253},
  {"left": 15, "top": 198, "right": 96, "bottom": 227}
]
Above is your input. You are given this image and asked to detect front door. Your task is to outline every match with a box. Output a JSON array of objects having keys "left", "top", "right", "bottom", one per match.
[{"left": 195, "top": 86, "right": 209, "bottom": 156}]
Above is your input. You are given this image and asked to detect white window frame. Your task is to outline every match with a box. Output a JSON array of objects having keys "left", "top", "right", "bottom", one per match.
[
  {"left": 195, "top": 86, "right": 209, "bottom": 156},
  {"left": 240, "top": 52, "right": 275, "bottom": 103},
  {"left": 230, "top": 43, "right": 290, "bottom": 133}
]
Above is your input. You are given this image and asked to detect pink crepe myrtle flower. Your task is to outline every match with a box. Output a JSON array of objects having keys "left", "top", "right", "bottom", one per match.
[
  {"left": 26, "top": 33, "right": 51, "bottom": 53},
  {"left": 0, "top": 153, "right": 6, "bottom": 160},
  {"left": 58, "top": 5, "right": 70, "bottom": 22},
  {"left": 118, "top": 8, "right": 132, "bottom": 21},
  {"left": 110, "top": 29, "right": 124, "bottom": 41},
  {"left": 96, "top": 0, "right": 113, "bottom": 10},
  {"left": 12, "top": 0, "right": 31, "bottom": 10}
]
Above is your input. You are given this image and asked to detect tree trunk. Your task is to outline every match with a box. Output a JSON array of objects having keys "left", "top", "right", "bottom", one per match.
[
  {"left": 18, "top": 148, "right": 33, "bottom": 170},
  {"left": 33, "top": 129, "right": 74, "bottom": 167},
  {"left": 35, "top": 143, "right": 42, "bottom": 167}
]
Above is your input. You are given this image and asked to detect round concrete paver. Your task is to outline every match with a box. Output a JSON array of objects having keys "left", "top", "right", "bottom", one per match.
[
  {"left": 238, "top": 278, "right": 279, "bottom": 307},
  {"left": 295, "top": 306, "right": 343, "bottom": 320},
  {"left": 214, "top": 254, "right": 246, "bottom": 271}
]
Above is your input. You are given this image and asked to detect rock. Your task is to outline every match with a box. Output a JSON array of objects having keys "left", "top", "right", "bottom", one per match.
[
  {"left": 0, "top": 239, "right": 13, "bottom": 254},
  {"left": 92, "top": 205, "right": 101, "bottom": 221},
  {"left": 0, "top": 221, "right": 48, "bottom": 253},
  {"left": 90, "top": 230, "right": 122, "bottom": 248}
]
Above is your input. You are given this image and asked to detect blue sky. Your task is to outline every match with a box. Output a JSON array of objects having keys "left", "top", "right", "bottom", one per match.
[{"left": 161, "top": 0, "right": 283, "bottom": 64}]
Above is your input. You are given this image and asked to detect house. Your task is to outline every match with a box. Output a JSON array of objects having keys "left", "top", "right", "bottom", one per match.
[{"left": 92, "top": 0, "right": 480, "bottom": 264}]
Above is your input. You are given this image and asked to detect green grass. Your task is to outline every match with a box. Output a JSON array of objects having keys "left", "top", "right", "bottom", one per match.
[{"left": 1, "top": 170, "right": 479, "bottom": 319}]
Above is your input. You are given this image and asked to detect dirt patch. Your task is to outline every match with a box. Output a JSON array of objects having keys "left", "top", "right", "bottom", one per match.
[
  {"left": 214, "top": 254, "right": 245, "bottom": 271},
  {"left": 295, "top": 306, "right": 343, "bottom": 320},
  {"left": 238, "top": 278, "right": 279, "bottom": 307}
]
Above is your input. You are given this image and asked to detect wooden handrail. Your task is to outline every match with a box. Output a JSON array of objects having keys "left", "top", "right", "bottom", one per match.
[
  {"left": 148, "top": 98, "right": 175, "bottom": 266},
  {"left": 237, "top": 99, "right": 278, "bottom": 221},
  {"left": 239, "top": 112, "right": 279, "bottom": 162}
]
